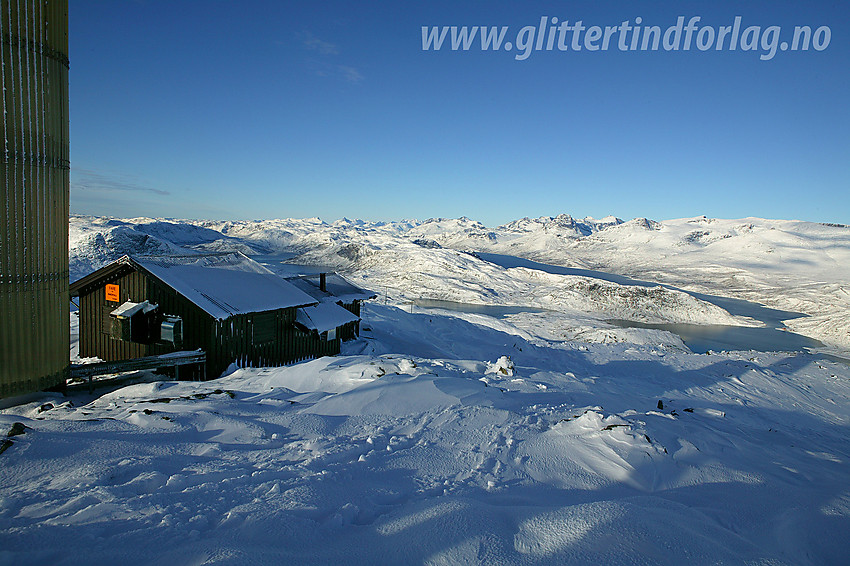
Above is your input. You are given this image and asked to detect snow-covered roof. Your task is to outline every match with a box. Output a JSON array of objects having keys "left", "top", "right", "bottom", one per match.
[
  {"left": 295, "top": 302, "right": 360, "bottom": 334},
  {"left": 287, "top": 273, "right": 376, "bottom": 304},
  {"left": 128, "top": 252, "right": 318, "bottom": 320},
  {"left": 110, "top": 301, "right": 157, "bottom": 319}
]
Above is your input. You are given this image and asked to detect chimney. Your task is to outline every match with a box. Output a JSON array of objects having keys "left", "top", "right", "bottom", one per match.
[{"left": 319, "top": 273, "right": 327, "bottom": 292}]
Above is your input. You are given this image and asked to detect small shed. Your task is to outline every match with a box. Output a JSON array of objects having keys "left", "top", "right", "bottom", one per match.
[
  {"left": 286, "top": 272, "right": 377, "bottom": 341},
  {"left": 69, "top": 252, "right": 365, "bottom": 378}
]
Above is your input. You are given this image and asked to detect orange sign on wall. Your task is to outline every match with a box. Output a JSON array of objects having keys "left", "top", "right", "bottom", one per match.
[{"left": 105, "top": 284, "right": 120, "bottom": 302}]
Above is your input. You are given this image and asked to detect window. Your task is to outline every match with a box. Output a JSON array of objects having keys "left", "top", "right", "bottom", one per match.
[
  {"left": 252, "top": 312, "right": 277, "bottom": 343},
  {"left": 102, "top": 306, "right": 116, "bottom": 336}
]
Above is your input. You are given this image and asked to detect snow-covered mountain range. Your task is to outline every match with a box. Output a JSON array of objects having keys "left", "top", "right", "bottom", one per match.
[{"left": 70, "top": 213, "right": 850, "bottom": 351}]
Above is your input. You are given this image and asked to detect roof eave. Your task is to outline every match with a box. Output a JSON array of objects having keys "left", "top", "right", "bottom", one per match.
[
  {"left": 69, "top": 255, "right": 134, "bottom": 297},
  {"left": 70, "top": 254, "right": 319, "bottom": 316}
]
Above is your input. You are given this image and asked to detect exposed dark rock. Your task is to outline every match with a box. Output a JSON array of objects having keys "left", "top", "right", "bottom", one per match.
[
  {"left": 8, "top": 422, "right": 27, "bottom": 437},
  {"left": 411, "top": 239, "right": 442, "bottom": 249}
]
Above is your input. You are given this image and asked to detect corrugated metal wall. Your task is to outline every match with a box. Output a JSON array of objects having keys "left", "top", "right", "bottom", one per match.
[{"left": 0, "top": 0, "right": 70, "bottom": 397}]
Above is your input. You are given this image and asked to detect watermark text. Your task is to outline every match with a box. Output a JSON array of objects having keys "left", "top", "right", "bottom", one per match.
[{"left": 422, "top": 16, "right": 832, "bottom": 61}]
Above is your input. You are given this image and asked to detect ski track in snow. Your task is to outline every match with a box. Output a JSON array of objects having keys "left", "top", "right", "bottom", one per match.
[{"left": 0, "top": 214, "right": 847, "bottom": 564}]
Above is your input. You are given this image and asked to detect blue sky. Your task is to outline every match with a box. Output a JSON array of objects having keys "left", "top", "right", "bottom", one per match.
[{"left": 70, "top": 1, "right": 849, "bottom": 226}]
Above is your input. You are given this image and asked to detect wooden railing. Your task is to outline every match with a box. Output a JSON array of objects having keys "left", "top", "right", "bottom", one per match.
[{"left": 70, "top": 350, "right": 207, "bottom": 390}]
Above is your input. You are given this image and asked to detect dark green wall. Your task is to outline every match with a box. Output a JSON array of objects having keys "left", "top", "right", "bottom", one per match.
[{"left": 77, "top": 266, "right": 341, "bottom": 378}]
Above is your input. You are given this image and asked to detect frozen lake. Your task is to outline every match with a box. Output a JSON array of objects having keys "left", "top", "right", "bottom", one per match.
[
  {"left": 476, "top": 253, "right": 825, "bottom": 355},
  {"left": 412, "top": 298, "right": 549, "bottom": 318},
  {"left": 605, "top": 319, "right": 823, "bottom": 354}
]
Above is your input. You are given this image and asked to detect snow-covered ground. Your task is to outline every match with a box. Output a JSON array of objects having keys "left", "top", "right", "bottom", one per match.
[
  {"left": 2, "top": 302, "right": 849, "bottom": 564},
  {"left": 1, "top": 213, "right": 847, "bottom": 564}
]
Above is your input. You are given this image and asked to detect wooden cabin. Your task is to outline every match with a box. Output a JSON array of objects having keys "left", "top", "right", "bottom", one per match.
[
  {"left": 286, "top": 272, "right": 377, "bottom": 341},
  {"left": 69, "top": 252, "right": 368, "bottom": 378}
]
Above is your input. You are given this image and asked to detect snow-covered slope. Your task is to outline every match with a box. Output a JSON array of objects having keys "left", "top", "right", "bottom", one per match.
[
  {"left": 69, "top": 216, "right": 189, "bottom": 280},
  {"left": 2, "top": 303, "right": 849, "bottom": 564},
  {"left": 537, "top": 217, "right": 850, "bottom": 351}
]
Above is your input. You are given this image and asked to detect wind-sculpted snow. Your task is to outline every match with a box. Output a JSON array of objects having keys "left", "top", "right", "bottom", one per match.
[{"left": 2, "top": 303, "right": 849, "bottom": 564}]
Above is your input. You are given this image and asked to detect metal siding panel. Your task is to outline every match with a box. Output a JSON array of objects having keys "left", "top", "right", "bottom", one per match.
[{"left": 0, "top": 0, "right": 69, "bottom": 397}]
